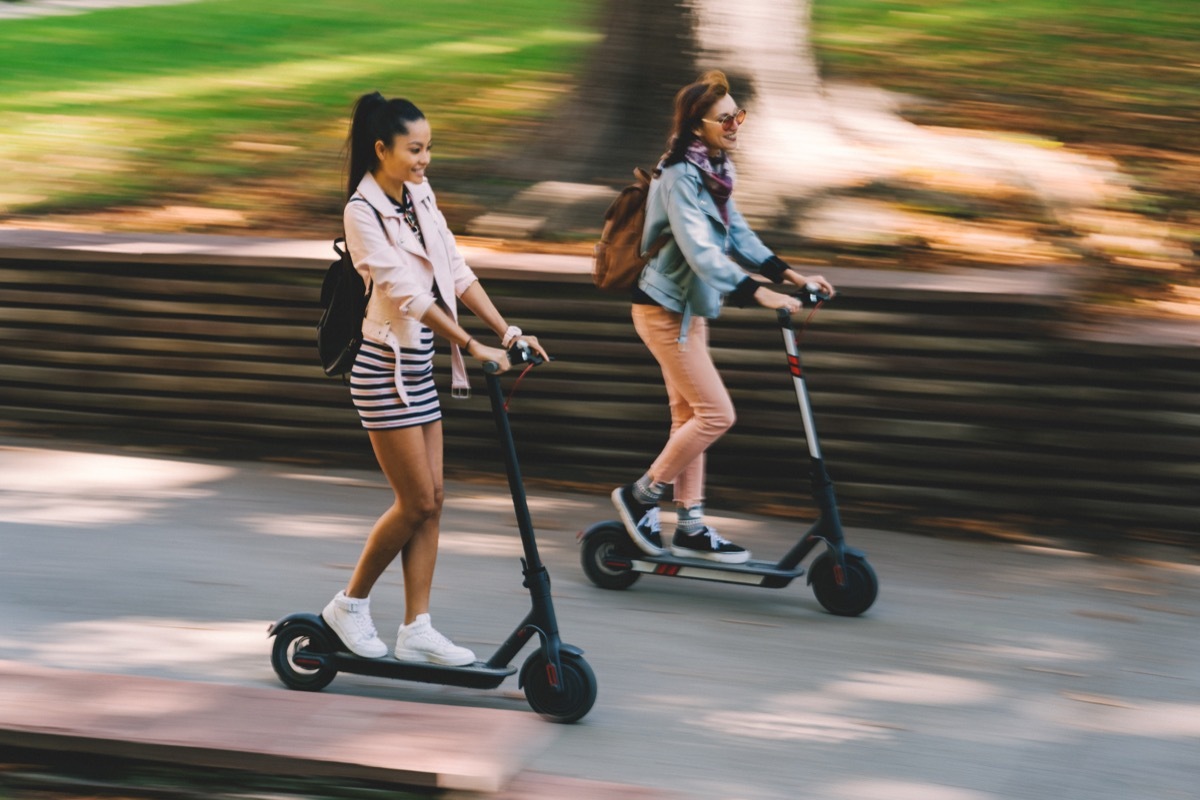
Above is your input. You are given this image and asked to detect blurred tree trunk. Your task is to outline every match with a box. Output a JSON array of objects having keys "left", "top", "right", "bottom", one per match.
[{"left": 516, "top": 0, "right": 698, "bottom": 186}]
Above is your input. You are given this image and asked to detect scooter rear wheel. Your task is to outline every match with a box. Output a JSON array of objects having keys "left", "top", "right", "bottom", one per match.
[
  {"left": 271, "top": 621, "right": 338, "bottom": 691},
  {"left": 810, "top": 552, "right": 878, "bottom": 617},
  {"left": 580, "top": 523, "right": 641, "bottom": 590},
  {"left": 520, "top": 650, "right": 597, "bottom": 724}
]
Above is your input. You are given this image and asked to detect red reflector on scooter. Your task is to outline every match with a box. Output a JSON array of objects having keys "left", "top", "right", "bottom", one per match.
[{"left": 546, "top": 662, "right": 559, "bottom": 689}]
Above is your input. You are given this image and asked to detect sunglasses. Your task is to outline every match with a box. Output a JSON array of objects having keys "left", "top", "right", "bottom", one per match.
[{"left": 703, "top": 108, "right": 747, "bottom": 132}]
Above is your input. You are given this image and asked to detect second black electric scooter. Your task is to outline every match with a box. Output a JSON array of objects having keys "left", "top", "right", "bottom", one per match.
[
  {"left": 269, "top": 343, "right": 597, "bottom": 723},
  {"left": 578, "top": 291, "right": 878, "bottom": 617}
]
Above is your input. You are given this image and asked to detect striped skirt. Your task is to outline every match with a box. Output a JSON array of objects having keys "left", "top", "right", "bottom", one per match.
[{"left": 350, "top": 331, "right": 442, "bottom": 429}]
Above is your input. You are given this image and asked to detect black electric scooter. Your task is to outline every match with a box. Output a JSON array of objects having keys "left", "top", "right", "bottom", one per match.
[
  {"left": 579, "top": 291, "right": 878, "bottom": 617},
  {"left": 269, "top": 343, "right": 597, "bottom": 723}
]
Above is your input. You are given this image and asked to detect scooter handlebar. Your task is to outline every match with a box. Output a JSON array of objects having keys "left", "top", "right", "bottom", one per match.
[
  {"left": 482, "top": 340, "right": 545, "bottom": 374},
  {"left": 801, "top": 282, "right": 833, "bottom": 305},
  {"left": 776, "top": 283, "right": 832, "bottom": 324}
]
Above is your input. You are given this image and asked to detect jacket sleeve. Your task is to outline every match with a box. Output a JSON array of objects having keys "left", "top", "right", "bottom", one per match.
[
  {"left": 726, "top": 197, "right": 777, "bottom": 274},
  {"left": 343, "top": 199, "right": 437, "bottom": 321},
  {"left": 664, "top": 173, "right": 751, "bottom": 295}
]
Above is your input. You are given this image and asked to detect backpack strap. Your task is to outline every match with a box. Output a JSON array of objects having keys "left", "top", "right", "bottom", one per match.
[
  {"left": 638, "top": 167, "right": 671, "bottom": 260},
  {"left": 348, "top": 195, "right": 388, "bottom": 237},
  {"left": 346, "top": 194, "right": 389, "bottom": 299}
]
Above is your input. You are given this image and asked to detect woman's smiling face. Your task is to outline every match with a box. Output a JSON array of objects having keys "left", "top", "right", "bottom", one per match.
[
  {"left": 374, "top": 117, "right": 432, "bottom": 187},
  {"left": 696, "top": 94, "right": 743, "bottom": 155}
]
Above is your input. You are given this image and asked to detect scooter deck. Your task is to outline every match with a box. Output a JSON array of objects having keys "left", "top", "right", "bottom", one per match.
[
  {"left": 273, "top": 613, "right": 519, "bottom": 690},
  {"left": 625, "top": 554, "right": 804, "bottom": 589},
  {"left": 321, "top": 651, "right": 517, "bottom": 689}
]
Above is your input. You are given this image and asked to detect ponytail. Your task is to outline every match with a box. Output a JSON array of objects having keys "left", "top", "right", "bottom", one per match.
[{"left": 344, "top": 92, "right": 426, "bottom": 199}]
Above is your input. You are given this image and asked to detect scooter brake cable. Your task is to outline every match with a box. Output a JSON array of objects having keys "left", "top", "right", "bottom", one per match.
[
  {"left": 795, "top": 300, "right": 824, "bottom": 345},
  {"left": 504, "top": 363, "right": 537, "bottom": 411}
]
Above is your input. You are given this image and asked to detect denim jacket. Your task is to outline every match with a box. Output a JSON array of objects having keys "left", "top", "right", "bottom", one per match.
[{"left": 637, "top": 158, "right": 776, "bottom": 343}]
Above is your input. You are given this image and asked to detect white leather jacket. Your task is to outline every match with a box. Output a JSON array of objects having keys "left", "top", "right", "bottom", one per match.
[{"left": 343, "top": 172, "right": 478, "bottom": 399}]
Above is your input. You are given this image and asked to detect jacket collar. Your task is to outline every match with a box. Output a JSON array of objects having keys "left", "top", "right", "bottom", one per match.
[
  {"left": 355, "top": 171, "right": 434, "bottom": 214},
  {"left": 672, "top": 160, "right": 732, "bottom": 230},
  {"left": 355, "top": 172, "right": 430, "bottom": 259}
]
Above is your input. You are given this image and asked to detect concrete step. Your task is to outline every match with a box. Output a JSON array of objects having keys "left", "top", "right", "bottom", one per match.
[{"left": 0, "top": 660, "right": 563, "bottom": 793}]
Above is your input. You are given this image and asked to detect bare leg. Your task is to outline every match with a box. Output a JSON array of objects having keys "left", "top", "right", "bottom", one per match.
[
  {"left": 399, "top": 422, "right": 444, "bottom": 624},
  {"left": 345, "top": 421, "right": 444, "bottom": 624}
]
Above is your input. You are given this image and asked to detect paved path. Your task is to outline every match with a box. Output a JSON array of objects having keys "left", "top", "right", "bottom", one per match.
[{"left": 1, "top": 435, "right": 1198, "bottom": 798}]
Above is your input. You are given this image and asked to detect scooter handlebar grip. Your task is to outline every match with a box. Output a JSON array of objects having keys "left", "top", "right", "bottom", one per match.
[
  {"left": 483, "top": 342, "right": 546, "bottom": 374},
  {"left": 508, "top": 340, "right": 544, "bottom": 367},
  {"left": 803, "top": 283, "right": 833, "bottom": 304}
]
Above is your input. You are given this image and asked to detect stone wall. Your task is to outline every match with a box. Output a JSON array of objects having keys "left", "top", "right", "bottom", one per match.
[{"left": 1, "top": 231, "right": 1195, "bottom": 547}]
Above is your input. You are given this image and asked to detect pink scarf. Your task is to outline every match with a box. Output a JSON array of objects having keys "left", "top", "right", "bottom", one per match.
[{"left": 684, "top": 139, "right": 734, "bottom": 224}]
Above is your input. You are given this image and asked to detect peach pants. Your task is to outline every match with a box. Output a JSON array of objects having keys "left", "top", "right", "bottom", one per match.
[{"left": 632, "top": 304, "right": 736, "bottom": 507}]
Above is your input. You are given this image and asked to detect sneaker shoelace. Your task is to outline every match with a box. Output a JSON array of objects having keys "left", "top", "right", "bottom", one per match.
[
  {"left": 639, "top": 506, "right": 661, "bottom": 532},
  {"left": 704, "top": 527, "right": 733, "bottom": 547},
  {"left": 415, "top": 625, "right": 459, "bottom": 652},
  {"left": 343, "top": 609, "right": 379, "bottom": 641}
]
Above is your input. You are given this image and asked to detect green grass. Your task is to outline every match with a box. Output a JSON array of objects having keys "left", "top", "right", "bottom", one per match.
[
  {"left": 813, "top": 0, "right": 1199, "bottom": 133},
  {"left": 811, "top": 0, "right": 1200, "bottom": 214},
  {"left": 0, "top": 0, "right": 596, "bottom": 221},
  {"left": 4, "top": 0, "right": 1198, "bottom": 243}
]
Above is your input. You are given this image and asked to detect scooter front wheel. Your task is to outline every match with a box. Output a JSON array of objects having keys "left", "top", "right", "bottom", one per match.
[
  {"left": 520, "top": 650, "right": 597, "bottom": 724},
  {"left": 271, "top": 620, "right": 338, "bottom": 691},
  {"left": 809, "top": 552, "right": 878, "bottom": 617},
  {"left": 580, "top": 523, "right": 641, "bottom": 590}
]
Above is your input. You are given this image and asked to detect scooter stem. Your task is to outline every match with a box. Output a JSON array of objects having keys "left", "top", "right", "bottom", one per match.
[
  {"left": 776, "top": 309, "right": 850, "bottom": 580},
  {"left": 777, "top": 309, "right": 823, "bottom": 461},
  {"left": 482, "top": 366, "right": 568, "bottom": 687},
  {"left": 483, "top": 370, "right": 544, "bottom": 571}
]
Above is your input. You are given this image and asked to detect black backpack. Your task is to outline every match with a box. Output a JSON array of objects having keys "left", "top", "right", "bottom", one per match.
[
  {"left": 316, "top": 238, "right": 371, "bottom": 376},
  {"left": 316, "top": 202, "right": 384, "bottom": 377}
]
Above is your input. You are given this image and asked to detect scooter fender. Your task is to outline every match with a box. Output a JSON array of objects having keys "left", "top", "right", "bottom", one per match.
[
  {"left": 266, "top": 611, "right": 327, "bottom": 638},
  {"left": 517, "top": 643, "right": 586, "bottom": 690},
  {"left": 805, "top": 545, "right": 869, "bottom": 586},
  {"left": 577, "top": 519, "right": 625, "bottom": 543}
]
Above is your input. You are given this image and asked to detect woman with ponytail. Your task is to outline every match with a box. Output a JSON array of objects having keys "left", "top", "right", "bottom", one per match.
[
  {"left": 611, "top": 71, "right": 835, "bottom": 564},
  {"left": 322, "top": 91, "right": 547, "bottom": 663}
]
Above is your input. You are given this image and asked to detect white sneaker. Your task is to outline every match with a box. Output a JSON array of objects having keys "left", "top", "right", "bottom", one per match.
[
  {"left": 321, "top": 591, "right": 388, "bottom": 658},
  {"left": 394, "top": 613, "right": 475, "bottom": 666}
]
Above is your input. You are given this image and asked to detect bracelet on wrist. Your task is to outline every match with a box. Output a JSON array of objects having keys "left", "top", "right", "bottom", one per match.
[
  {"left": 501, "top": 325, "right": 522, "bottom": 348},
  {"left": 463, "top": 337, "right": 475, "bottom": 352}
]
